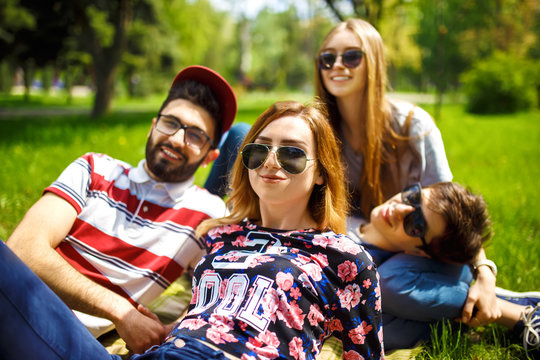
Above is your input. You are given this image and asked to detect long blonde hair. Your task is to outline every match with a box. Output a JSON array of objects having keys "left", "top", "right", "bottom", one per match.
[
  {"left": 196, "top": 100, "right": 349, "bottom": 237},
  {"left": 315, "top": 18, "right": 400, "bottom": 216}
]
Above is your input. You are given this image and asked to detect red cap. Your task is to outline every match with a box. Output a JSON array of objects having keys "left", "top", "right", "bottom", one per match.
[{"left": 171, "top": 65, "right": 237, "bottom": 135}]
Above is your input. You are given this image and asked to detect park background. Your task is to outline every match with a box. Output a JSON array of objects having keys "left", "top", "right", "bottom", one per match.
[{"left": 0, "top": 0, "right": 539, "bottom": 358}]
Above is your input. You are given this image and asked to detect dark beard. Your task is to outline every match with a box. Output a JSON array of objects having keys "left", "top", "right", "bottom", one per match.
[{"left": 145, "top": 139, "right": 206, "bottom": 183}]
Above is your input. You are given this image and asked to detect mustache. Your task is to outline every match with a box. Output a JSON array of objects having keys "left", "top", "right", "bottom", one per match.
[{"left": 160, "top": 143, "right": 187, "bottom": 159}]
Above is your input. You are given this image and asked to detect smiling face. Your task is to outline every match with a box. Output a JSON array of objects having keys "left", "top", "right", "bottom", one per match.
[
  {"left": 248, "top": 115, "right": 324, "bottom": 213},
  {"left": 319, "top": 29, "right": 367, "bottom": 102},
  {"left": 369, "top": 188, "right": 447, "bottom": 254},
  {"left": 145, "top": 98, "right": 218, "bottom": 183}
]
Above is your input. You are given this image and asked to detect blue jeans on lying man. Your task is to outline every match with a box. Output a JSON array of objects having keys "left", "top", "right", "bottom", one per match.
[{"left": 0, "top": 241, "right": 228, "bottom": 360}]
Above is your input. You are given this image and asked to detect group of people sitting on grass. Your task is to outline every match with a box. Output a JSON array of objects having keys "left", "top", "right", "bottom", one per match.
[{"left": 1, "top": 18, "right": 539, "bottom": 360}]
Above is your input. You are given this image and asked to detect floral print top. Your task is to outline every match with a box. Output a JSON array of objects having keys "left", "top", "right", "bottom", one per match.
[{"left": 171, "top": 222, "right": 385, "bottom": 360}]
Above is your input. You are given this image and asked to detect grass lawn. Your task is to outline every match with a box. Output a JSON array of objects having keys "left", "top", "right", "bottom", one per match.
[{"left": 0, "top": 92, "right": 539, "bottom": 358}]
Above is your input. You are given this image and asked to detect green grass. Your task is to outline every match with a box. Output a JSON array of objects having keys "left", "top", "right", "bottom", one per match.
[{"left": 0, "top": 92, "right": 539, "bottom": 358}]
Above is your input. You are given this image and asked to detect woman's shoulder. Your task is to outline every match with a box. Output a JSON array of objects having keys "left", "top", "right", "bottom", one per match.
[
  {"left": 317, "top": 231, "right": 376, "bottom": 265},
  {"left": 389, "top": 98, "right": 436, "bottom": 134}
]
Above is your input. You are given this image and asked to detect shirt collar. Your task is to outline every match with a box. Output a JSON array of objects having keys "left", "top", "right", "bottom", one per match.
[{"left": 129, "top": 159, "right": 194, "bottom": 202}]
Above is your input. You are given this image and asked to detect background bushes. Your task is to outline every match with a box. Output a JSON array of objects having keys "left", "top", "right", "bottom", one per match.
[{"left": 461, "top": 52, "right": 539, "bottom": 114}]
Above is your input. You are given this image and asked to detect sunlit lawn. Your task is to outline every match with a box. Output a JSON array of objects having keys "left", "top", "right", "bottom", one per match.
[{"left": 0, "top": 91, "right": 539, "bottom": 358}]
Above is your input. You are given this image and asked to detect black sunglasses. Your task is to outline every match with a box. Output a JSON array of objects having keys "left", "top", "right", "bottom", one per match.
[
  {"left": 401, "top": 183, "right": 430, "bottom": 250},
  {"left": 318, "top": 49, "right": 364, "bottom": 70},
  {"left": 241, "top": 143, "right": 315, "bottom": 175}
]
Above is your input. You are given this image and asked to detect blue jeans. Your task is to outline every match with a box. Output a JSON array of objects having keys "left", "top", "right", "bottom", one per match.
[
  {"left": 204, "top": 123, "right": 250, "bottom": 198},
  {"left": 378, "top": 253, "right": 473, "bottom": 349},
  {"left": 0, "top": 241, "right": 230, "bottom": 360},
  {"left": 132, "top": 333, "right": 229, "bottom": 360},
  {"left": 0, "top": 241, "right": 120, "bottom": 360}
]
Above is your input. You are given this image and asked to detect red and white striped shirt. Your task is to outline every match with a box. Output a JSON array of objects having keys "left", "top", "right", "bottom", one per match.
[{"left": 46, "top": 153, "right": 226, "bottom": 308}]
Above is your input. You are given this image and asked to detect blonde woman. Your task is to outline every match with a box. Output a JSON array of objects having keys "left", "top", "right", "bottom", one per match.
[{"left": 315, "top": 18, "right": 499, "bottom": 348}]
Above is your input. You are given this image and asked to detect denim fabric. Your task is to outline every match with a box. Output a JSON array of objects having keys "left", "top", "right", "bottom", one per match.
[
  {"left": 378, "top": 253, "right": 473, "bottom": 349},
  {"left": 0, "top": 241, "right": 120, "bottom": 360},
  {"left": 204, "top": 122, "right": 250, "bottom": 198},
  {"left": 131, "top": 333, "right": 229, "bottom": 360}
]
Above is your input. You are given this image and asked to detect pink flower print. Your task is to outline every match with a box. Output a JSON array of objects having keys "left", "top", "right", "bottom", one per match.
[
  {"left": 262, "top": 288, "right": 280, "bottom": 322},
  {"left": 222, "top": 224, "right": 244, "bottom": 234},
  {"left": 334, "top": 238, "right": 362, "bottom": 255},
  {"left": 246, "top": 331, "right": 280, "bottom": 359},
  {"left": 312, "top": 234, "right": 337, "bottom": 248},
  {"left": 208, "top": 314, "right": 235, "bottom": 332},
  {"left": 349, "top": 321, "right": 373, "bottom": 345},
  {"left": 296, "top": 254, "right": 312, "bottom": 264},
  {"left": 325, "top": 318, "right": 344, "bottom": 332},
  {"left": 310, "top": 253, "right": 329, "bottom": 268},
  {"left": 177, "top": 318, "right": 207, "bottom": 330},
  {"left": 208, "top": 227, "right": 223, "bottom": 238},
  {"left": 288, "top": 337, "right": 306, "bottom": 360},
  {"left": 210, "top": 241, "right": 224, "bottom": 253},
  {"left": 206, "top": 326, "right": 238, "bottom": 344},
  {"left": 190, "top": 286, "right": 199, "bottom": 305},
  {"left": 300, "top": 263, "right": 322, "bottom": 281},
  {"left": 238, "top": 321, "right": 248, "bottom": 332},
  {"left": 219, "top": 278, "right": 229, "bottom": 298},
  {"left": 338, "top": 261, "right": 358, "bottom": 282},
  {"left": 344, "top": 350, "right": 365, "bottom": 360},
  {"left": 279, "top": 300, "right": 306, "bottom": 330},
  {"left": 258, "top": 330, "right": 280, "bottom": 348},
  {"left": 246, "top": 255, "right": 274, "bottom": 268},
  {"left": 232, "top": 235, "right": 248, "bottom": 247},
  {"left": 307, "top": 304, "right": 325, "bottom": 326},
  {"left": 290, "top": 286, "right": 301, "bottom": 300},
  {"left": 337, "top": 284, "right": 362, "bottom": 310},
  {"left": 362, "top": 279, "right": 372, "bottom": 289},
  {"left": 276, "top": 272, "right": 295, "bottom": 291}
]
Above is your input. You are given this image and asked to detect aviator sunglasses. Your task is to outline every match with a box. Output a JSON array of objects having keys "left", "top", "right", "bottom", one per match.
[
  {"left": 318, "top": 49, "right": 364, "bottom": 70},
  {"left": 241, "top": 143, "right": 315, "bottom": 175},
  {"left": 401, "top": 183, "right": 430, "bottom": 250}
]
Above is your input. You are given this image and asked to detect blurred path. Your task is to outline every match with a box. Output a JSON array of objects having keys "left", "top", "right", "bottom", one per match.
[{"left": 0, "top": 92, "right": 440, "bottom": 118}]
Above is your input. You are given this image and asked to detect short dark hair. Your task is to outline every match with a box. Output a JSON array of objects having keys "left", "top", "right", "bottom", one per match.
[
  {"left": 159, "top": 80, "right": 223, "bottom": 147},
  {"left": 423, "top": 182, "right": 493, "bottom": 264}
]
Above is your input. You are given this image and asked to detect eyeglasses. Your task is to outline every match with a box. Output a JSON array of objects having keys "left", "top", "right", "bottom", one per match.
[
  {"left": 241, "top": 143, "right": 315, "bottom": 175},
  {"left": 318, "top": 49, "right": 364, "bottom": 70},
  {"left": 401, "top": 183, "right": 429, "bottom": 249},
  {"left": 155, "top": 114, "right": 213, "bottom": 149}
]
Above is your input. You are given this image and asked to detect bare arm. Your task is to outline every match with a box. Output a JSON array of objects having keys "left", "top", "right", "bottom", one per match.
[
  {"left": 459, "top": 248, "right": 501, "bottom": 326},
  {"left": 7, "top": 192, "right": 168, "bottom": 353}
]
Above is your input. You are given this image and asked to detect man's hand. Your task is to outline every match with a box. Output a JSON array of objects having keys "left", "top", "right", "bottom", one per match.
[
  {"left": 114, "top": 305, "right": 168, "bottom": 354},
  {"left": 459, "top": 266, "right": 501, "bottom": 327}
]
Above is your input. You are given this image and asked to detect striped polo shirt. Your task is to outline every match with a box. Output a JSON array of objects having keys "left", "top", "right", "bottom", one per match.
[{"left": 45, "top": 152, "right": 227, "bottom": 308}]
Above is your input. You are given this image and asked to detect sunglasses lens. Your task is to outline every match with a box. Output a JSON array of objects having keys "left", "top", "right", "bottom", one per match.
[
  {"left": 319, "top": 52, "right": 336, "bottom": 70},
  {"left": 402, "top": 183, "right": 421, "bottom": 206},
  {"left": 242, "top": 144, "right": 269, "bottom": 170},
  {"left": 277, "top": 146, "right": 308, "bottom": 174},
  {"left": 403, "top": 211, "right": 426, "bottom": 238},
  {"left": 342, "top": 50, "right": 363, "bottom": 68}
]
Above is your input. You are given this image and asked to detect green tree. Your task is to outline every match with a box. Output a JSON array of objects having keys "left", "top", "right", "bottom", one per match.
[{"left": 71, "top": 0, "right": 133, "bottom": 118}]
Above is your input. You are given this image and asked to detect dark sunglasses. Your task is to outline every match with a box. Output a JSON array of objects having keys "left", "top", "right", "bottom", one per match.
[
  {"left": 401, "top": 183, "right": 430, "bottom": 250},
  {"left": 318, "top": 49, "right": 364, "bottom": 70},
  {"left": 241, "top": 143, "right": 315, "bottom": 175}
]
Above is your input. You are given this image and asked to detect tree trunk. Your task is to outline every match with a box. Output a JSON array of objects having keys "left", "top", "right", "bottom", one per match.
[
  {"left": 91, "top": 60, "right": 117, "bottom": 118},
  {"left": 73, "top": 0, "right": 132, "bottom": 118}
]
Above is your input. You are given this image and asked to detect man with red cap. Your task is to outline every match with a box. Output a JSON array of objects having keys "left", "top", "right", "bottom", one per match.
[{"left": 7, "top": 66, "right": 237, "bottom": 354}]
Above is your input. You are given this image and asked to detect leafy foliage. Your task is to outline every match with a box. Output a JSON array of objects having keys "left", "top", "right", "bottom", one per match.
[{"left": 461, "top": 52, "right": 539, "bottom": 114}]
